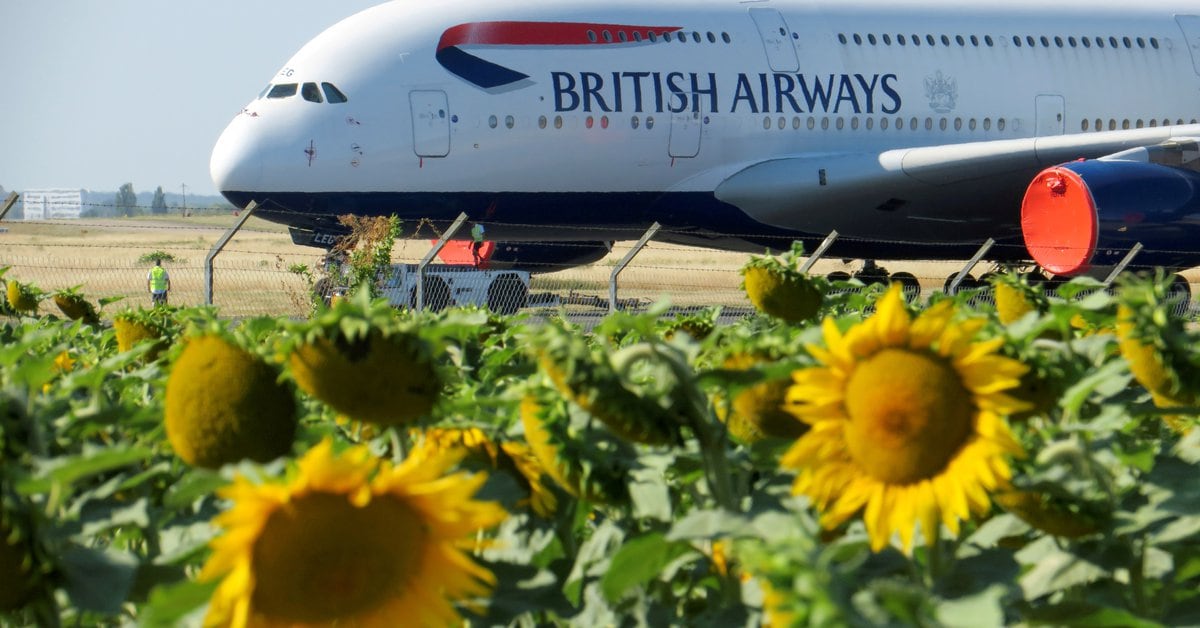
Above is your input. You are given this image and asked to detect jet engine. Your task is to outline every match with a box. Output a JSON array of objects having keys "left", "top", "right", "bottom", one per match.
[{"left": 1021, "top": 145, "right": 1200, "bottom": 275}]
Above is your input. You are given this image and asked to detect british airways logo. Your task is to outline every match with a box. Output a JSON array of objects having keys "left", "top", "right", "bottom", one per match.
[
  {"left": 437, "top": 21, "right": 904, "bottom": 114},
  {"left": 436, "top": 21, "right": 682, "bottom": 89}
]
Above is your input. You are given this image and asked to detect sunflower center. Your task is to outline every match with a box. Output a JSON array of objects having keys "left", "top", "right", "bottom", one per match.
[
  {"left": 251, "top": 492, "right": 425, "bottom": 623},
  {"left": 842, "top": 348, "right": 974, "bottom": 484}
]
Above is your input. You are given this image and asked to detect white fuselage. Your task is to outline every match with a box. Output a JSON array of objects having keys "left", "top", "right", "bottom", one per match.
[{"left": 211, "top": 0, "right": 1200, "bottom": 261}]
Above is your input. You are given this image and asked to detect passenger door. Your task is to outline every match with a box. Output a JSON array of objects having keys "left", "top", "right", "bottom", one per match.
[
  {"left": 1035, "top": 94, "right": 1065, "bottom": 136},
  {"left": 749, "top": 8, "right": 799, "bottom": 72},
  {"left": 410, "top": 90, "right": 450, "bottom": 157}
]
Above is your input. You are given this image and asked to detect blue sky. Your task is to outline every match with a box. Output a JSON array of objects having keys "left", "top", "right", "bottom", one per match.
[{"left": 1, "top": 1, "right": 382, "bottom": 197}]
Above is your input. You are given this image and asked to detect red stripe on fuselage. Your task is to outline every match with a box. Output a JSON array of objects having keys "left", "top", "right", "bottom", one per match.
[{"left": 437, "top": 21, "right": 682, "bottom": 51}]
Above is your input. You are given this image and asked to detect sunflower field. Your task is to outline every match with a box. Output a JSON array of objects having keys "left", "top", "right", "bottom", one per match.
[{"left": 1, "top": 257, "right": 1199, "bottom": 627}]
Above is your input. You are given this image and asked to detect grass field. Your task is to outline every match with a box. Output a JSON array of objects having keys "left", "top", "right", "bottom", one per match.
[{"left": 3, "top": 213, "right": 1197, "bottom": 317}]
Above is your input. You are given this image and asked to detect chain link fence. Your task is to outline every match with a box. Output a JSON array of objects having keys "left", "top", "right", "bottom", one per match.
[{"left": 2, "top": 214, "right": 1197, "bottom": 320}]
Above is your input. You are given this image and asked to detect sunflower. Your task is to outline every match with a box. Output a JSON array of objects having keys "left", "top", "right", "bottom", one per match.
[
  {"left": 5, "top": 280, "right": 39, "bottom": 314},
  {"left": 165, "top": 335, "right": 297, "bottom": 469},
  {"left": 201, "top": 438, "right": 507, "bottom": 627},
  {"left": 412, "top": 427, "right": 557, "bottom": 518},
  {"left": 715, "top": 353, "right": 808, "bottom": 444},
  {"left": 289, "top": 329, "right": 440, "bottom": 426},
  {"left": 782, "top": 284, "right": 1028, "bottom": 553}
]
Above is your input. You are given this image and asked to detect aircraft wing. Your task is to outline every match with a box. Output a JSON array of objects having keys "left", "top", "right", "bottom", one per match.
[{"left": 714, "top": 124, "right": 1200, "bottom": 244}]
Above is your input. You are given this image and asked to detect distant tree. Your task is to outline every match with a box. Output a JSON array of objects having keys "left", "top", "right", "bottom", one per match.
[
  {"left": 114, "top": 183, "right": 139, "bottom": 216},
  {"left": 151, "top": 186, "right": 168, "bottom": 215}
]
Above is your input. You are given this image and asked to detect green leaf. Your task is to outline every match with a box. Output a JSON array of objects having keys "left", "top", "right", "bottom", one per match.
[
  {"left": 666, "top": 509, "right": 750, "bottom": 541},
  {"left": 163, "top": 469, "right": 226, "bottom": 509},
  {"left": 1018, "top": 539, "right": 1109, "bottom": 600},
  {"left": 600, "top": 532, "right": 698, "bottom": 603},
  {"left": 19, "top": 445, "right": 154, "bottom": 495},
  {"left": 61, "top": 545, "right": 139, "bottom": 614},
  {"left": 936, "top": 584, "right": 1006, "bottom": 628},
  {"left": 136, "top": 578, "right": 218, "bottom": 628}
]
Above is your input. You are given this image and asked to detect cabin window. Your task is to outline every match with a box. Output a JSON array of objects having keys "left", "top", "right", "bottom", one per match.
[
  {"left": 1149, "top": 119, "right": 1157, "bottom": 128},
  {"left": 1109, "top": 36, "right": 1119, "bottom": 48},
  {"left": 649, "top": 31, "right": 658, "bottom": 42},
  {"left": 910, "top": 117, "right": 919, "bottom": 130},
  {"left": 836, "top": 117, "right": 845, "bottom": 130},
  {"left": 985, "top": 35, "right": 994, "bottom": 46},
  {"left": 969, "top": 35, "right": 978, "bottom": 46},
  {"left": 912, "top": 34, "right": 921, "bottom": 46},
  {"left": 983, "top": 118, "right": 992, "bottom": 130},
  {"left": 793, "top": 116, "right": 802, "bottom": 129},
  {"left": 941, "top": 35, "right": 950, "bottom": 46},
  {"left": 954, "top": 118, "right": 962, "bottom": 131},
  {"left": 632, "top": 31, "right": 642, "bottom": 42},
  {"left": 868, "top": 34, "right": 877, "bottom": 45},
  {"left": 1096, "top": 37, "right": 1105, "bottom": 48},
  {"left": 763, "top": 117, "right": 772, "bottom": 130},
  {"left": 1123, "top": 36, "right": 1132, "bottom": 48},
  {"left": 301, "top": 83, "right": 323, "bottom": 103},
  {"left": 1040, "top": 36, "right": 1050, "bottom": 47},
  {"left": 854, "top": 34, "right": 863, "bottom": 45},
  {"left": 969, "top": 118, "right": 977, "bottom": 130},
  {"left": 1136, "top": 37, "right": 1145, "bottom": 48},
  {"left": 956, "top": 35, "right": 965, "bottom": 46},
  {"left": 321, "top": 83, "right": 348, "bottom": 103},
  {"left": 488, "top": 115, "right": 498, "bottom": 129},
  {"left": 618, "top": 31, "right": 628, "bottom": 42},
  {"left": 881, "top": 117, "right": 890, "bottom": 130},
  {"left": 1136, "top": 119, "right": 1144, "bottom": 128},
  {"left": 898, "top": 34, "right": 907, "bottom": 45},
  {"left": 807, "top": 116, "right": 816, "bottom": 129},
  {"left": 602, "top": 30, "right": 612, "bottom": 42},
  {"left": 693, "top": 31, "right": 702, "bottom": 43},
  {"left": 266, "top": 83, "right": 297, "bottom": 99},
  {"left": 865, "top": 117, "right": 873, "bottom": 129},
  {"left": 722, "top": 32, "right": 732, "bottom": 43},
  {"left": 925, "top": 117, "right": 933, "bottom": 130},
  {"left": 505, "top": 115, "right": 515, "bottom": 129},
  {"left": 1150, "top": 37, "right": 1159, "bottom": 49},
  {"left": 821, "top": 117, "right": 830, "bottom": 130},
  {"left": 554, "top": 115, "right": 563, "bottom": 129},
  {"left": 1081, "top": 119, "right": 1089, "bottom": 131},
  {"left": 1068, "top": 36, "right": 1077, "bottom": 47},
  {"left": 926, "top": 34, "right": 935, "bottom": 46},
  {"left": 708, "top": 32, "right": 717, "bottom": 43},
  {"left": 778, "top": 116, "right": 786, "bottom": 129},
  {"left": 1054, "top": 36, "right": 1063, "bottom": 47},
  {"left": 1026, "top": 36, "right": 1036, "bottom": 47},
  {"left": 850, "top": 117, "right": 860, "bottom": 130},
  {"left": 587, "top": 30, "right": 597, "bottom": 42},
  {"left": 838, "top": 33, "right": 848, "bottom": 44},
  {"left": 631, "top": 116, "right": 639, "bottom": 129},
  {"left": 883, "top": 34, "right": 892, "bottom": 45},
  {"left": 1013, "top": 36, "right": 1022, "bottom": 47},
  {"left": 998, "top": 118, "right": 1007, "bottom": 131},
  {"left": 646, "top": 116, "right": 655, "bottom": 129},
  {"left": 538, "top": 115, "right": 547, "bottom": 129},
  {"left": 939, "top": 118, "right": 948, "bottom": 131},
  {"left": 1082, "top": 37, "right": 1092, "bottom": 48}
]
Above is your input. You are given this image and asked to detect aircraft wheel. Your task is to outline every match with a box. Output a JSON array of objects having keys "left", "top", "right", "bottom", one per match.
[
  {"left": 1170, "top": 273, "right": 1192, "bottom": 318},
  {"left": 487, "top": 274, "right": 528, "bottom": 315},
  {"left": 409, "top": 277, "right": 452, "bottom": 312},
  {"left": 313, "top": 277, "right": 334, "bottom": 307},
  {"left": 890, "top": 272, "right": 921, "bottom": 302},
  {"left": 826, "top": 271, "right": 852, "bottom": 283},
  {"left": 943, "top": 273, "right": 976, "bottom": 294}
]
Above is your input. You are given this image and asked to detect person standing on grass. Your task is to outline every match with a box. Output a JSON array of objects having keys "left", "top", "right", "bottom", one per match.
[
  {"left": 147, "top": 258, "right": 171, "bottom": 306},
  {"left": 471, "top": 222, "right": 486, "bottom": 265}
]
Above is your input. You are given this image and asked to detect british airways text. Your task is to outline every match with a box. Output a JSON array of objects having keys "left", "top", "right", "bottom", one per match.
[{"left": 551, "top": 71, "right": 902, "bottom": 114}]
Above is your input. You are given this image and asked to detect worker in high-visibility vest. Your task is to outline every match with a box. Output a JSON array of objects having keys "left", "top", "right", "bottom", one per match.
[
  {"left": 147, "top": 258, "right": 171, "bottom": 306},
  {"left": 470, "top": 222, "right": 486, "bottom": 266}
]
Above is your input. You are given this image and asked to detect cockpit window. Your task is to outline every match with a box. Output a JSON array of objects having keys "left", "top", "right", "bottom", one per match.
[
  {"left": 266, "top": 83, "right": 298, "bottom": 99},
  {"left": 322, "top": 82, "right": 348, "bottom": 103},
  {"left": 257, "top": 84, "right": 272, "bottom": 99},
  {"left": 301, "top": 82, "right": 323, "bottom": 103}
]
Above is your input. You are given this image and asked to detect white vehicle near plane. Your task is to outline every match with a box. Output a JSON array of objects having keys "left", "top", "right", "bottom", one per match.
[{"left": 210, "top": 0, "right": 1200, "bottom": 289}]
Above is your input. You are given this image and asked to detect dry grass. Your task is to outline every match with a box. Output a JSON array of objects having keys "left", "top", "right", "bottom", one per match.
[{"left": 3, "top": 214, "right": 1196, "bottom": 317}]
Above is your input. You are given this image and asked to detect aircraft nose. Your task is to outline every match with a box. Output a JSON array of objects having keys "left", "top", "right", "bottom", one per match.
[{"left": 210, "top": 116, "right": 263, "bottom": 196}]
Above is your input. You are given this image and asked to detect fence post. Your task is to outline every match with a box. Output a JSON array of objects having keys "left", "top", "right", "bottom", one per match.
[
  {"left": 205, "top": 201, "right": 257, "bottom": 306},
  {"left": 415, "top": 212, "right": 468, "bottom": 311},
  {"left": 609, "top": 222, "right": 661, "bottom": 312},
  {"left": 798, "top": 230, "right": 839, "bottom": 274},
  {"left": 948, "top": 238, "right": 995, "bottom": 294},
  {"left": 1103, "top": 243, "right": 1143, "bottom": 287},
  {"left": 0, "top": 192, "right": 18, "bottom": 222}
]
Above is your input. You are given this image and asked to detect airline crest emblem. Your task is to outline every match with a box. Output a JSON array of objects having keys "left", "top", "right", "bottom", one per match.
[{"left": 924, "top": 71, "right": 957, "bottom": 113}]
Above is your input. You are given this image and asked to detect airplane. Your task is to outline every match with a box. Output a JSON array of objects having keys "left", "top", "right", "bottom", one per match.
[{"left": 209, "top": 0, "right": 1200, "bottom": 288}]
